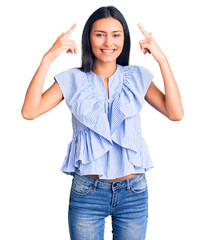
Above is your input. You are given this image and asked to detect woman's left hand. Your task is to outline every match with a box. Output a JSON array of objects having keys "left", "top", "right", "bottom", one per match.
[{"left": 137, "top": 23, "right": 166, "bottom": 62}]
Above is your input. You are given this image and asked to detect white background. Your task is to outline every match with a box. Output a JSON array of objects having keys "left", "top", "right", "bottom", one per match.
[{"left": 1, "top": 0, "right": 205, "bottom": 239}]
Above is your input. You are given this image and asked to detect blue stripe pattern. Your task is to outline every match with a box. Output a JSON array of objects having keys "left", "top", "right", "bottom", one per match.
[{"left": 54, "top": 64, "right": 154, "bottom": 179}]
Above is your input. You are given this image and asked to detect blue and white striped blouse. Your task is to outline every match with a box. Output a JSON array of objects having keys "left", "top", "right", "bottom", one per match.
[{"left": 54, "top": 64, "right": 154, "bottom": 179}]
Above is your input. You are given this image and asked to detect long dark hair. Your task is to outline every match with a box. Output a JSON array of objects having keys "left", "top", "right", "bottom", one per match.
[{"left": 80, "top": 6, "right": 131, "bottom": 72}]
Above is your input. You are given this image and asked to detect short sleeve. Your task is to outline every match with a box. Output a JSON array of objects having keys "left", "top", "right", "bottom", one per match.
[
  {"left": 53, "top": 68, "right": 89, "bottom": 111},
  {"left": 136, "top": 65, "right": 154, "bottom": 97},
  {"left": 54, "top": 68, "right": 77, "bottom": 102}
]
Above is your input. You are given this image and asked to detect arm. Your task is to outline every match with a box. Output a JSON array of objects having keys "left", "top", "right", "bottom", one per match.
[
  {"left": 158, "top": 56, "right": 183, "bottom": 120},
  {"left": 21, "top": 55, "right": 63, "bottom": 120},
  {"left": 145, "top": 56, "right": 184, "bottom": 121},
  {"left": 138, "top": 23, "right": 184, "bottom": 121},
  {"left": 21, "top": 24, "right": 78, "bottom": 120}
]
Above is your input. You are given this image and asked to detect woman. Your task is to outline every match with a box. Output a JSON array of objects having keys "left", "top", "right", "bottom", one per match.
[{"left": 21, "top": 5, "right": 184, "bottom": 240}]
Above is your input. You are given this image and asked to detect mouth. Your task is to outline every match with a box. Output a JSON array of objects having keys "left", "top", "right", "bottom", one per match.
[{"left": 100, "top": 49, "right": 116, "bottom": 55}]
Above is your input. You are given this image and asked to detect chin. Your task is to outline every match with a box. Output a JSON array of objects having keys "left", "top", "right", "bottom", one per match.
[
  {"left": 98, "top": 58, "right": 117, "bottom": 64},
  {"left": 97, "top": 55, "right": 120, "bottom": 63}
]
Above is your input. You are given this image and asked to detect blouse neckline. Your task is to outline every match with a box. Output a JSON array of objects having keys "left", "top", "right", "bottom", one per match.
[
  {"left": 87, "top": 64, "right": 122, "bottom": 101},
  {"left": 90, "top": 64, "right": 120, "bottom": 80}
]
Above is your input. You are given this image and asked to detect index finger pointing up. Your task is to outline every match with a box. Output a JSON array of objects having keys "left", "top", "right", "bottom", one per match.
[
  {"left": 137, "top": 23, "right": 150, "bottom": 38},
  {"left": 64, "top": 23, "right": 77, "bottom": 37}
]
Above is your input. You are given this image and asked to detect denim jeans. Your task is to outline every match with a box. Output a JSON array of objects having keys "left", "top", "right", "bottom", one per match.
[{"left": 68, "top": 173, "right": 148, "bottom": 240}]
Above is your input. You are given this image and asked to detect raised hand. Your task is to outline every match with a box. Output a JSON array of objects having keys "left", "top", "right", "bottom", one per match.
[
  {"left": 137, "top": 23, "right": 166, "bottom": 62},
  {"left": 45, "top": 24, "right": 78, "bottom": 62}
]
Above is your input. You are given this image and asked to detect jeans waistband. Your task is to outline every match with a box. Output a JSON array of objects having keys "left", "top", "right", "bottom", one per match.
[{"left": 73, "top": 173, "right": 146, "bottom": 189}]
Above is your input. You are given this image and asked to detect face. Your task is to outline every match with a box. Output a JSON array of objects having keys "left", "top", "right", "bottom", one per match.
[{"left": 90, "top": 17, "right": 124, "bottom": 65}]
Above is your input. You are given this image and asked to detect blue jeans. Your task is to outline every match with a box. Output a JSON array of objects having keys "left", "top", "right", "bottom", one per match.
[{"left": 68, "top": 173, "right": 148, "bottom": 240}]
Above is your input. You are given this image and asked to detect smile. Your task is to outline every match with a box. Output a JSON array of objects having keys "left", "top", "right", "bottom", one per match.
[{"left": 101, "top": 49, "right": 116, "bottom": 55}]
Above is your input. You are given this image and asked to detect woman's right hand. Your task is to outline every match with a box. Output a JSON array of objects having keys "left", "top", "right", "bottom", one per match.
[{"left": 44, "top": 23, "right": 78, "bottom": 62}]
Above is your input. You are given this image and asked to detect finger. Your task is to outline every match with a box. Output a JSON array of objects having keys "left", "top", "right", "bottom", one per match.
[
  {"left": 74, "top": 42, "right": 78, "bottom": 54},
  {"left": 57, "top": 32, "right": 64, "bottom": 39},
  {"left": 54, "top": 32, "right": 64, "bottom": 44},
  {"left": 74, "top": 46, "right": 78, "bottom": 54},
  {"left": 141, "top": 48, "right": 148, "bottom": 55},
  {"left": 140, "top": 43, "right": 151, "bottom": 54},
  {"left": 137, "top": 23, "right": 151, "bottom": 39},
  {"left": 66, "top": 49, "right": 73, "bottom": 54},
  {"left": 139, "top": 38, "right": 150, "bottom": 45},
  {"left": 64, "top": 23, "right": 77, "bottom": 37},
  {"left": 145, "top": 48, "right": 151, "bottom": 54},
  {"left": 139, "top": 33, "right": 154, "bottom": 44},
  {"left": 67, "top": 47, "right": 74, "bottom": 54},
  {"left": 140, "top": 46, "right": 147, "bottom": 54},
  {"left": 64, "top": 40, "right": 78, "bottom": 54},
  {"left": 65, "top": 40, "right": 78, "bottom": 54},
  {"left": 150, "top": 32, "right": 155, "bottom": 40}
]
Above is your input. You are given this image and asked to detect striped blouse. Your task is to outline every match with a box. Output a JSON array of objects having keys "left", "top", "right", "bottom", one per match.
[{"left": 54, "top": 64, "right": 154, "bottom": 179}]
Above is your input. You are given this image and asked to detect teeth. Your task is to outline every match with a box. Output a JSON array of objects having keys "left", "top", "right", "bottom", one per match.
[{"left": 101, "top": 49, "right": 115, "bottom": 53}]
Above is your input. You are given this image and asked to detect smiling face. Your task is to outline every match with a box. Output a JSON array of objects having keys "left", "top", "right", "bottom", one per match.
[{"left": 90, "top": 17, "right": 124, "bottom": 66}]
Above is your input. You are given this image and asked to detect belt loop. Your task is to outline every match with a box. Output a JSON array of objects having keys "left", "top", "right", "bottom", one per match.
[
  {"left": 126, "top": 179, "right": 131, "bottom": 191},
  {"left": 93, "top": 179, "right": 99, "bottom": 191}
]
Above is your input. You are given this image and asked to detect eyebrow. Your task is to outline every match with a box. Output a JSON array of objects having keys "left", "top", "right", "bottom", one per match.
[{"left": 94, "top": 30, "right": 122, "bottom": 33}]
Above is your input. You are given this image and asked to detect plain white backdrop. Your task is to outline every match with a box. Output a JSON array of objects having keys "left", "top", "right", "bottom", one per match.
[{"left": 1, "top": 0, "right": 205, "bottom": 239}]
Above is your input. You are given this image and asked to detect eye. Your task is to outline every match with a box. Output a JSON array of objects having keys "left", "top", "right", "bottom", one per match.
[
  {"left": 96, "top": 33, "right": 105, "bottom": 37},
  {"left": 113, "top": 34, "right": 120, "bottom": 37}
]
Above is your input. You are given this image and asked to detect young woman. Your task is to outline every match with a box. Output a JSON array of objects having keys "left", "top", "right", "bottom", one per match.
[{"left": 21, "top": 5, "right": 184, "bottom": 240}]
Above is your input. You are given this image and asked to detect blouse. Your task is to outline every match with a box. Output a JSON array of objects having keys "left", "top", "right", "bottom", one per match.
[{"left": 53, "top": 64, "right": 154, "bottom": 179}]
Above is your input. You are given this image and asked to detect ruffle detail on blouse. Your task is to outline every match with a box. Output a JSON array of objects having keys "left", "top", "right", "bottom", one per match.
[
  {"left": 71, "top": 85, "right": 112, "bottom": 144},
  {"left": 60, "top": 131, "right": 153, "bottom": 175},
  {"left": 60, "top": 127, "right": 113, "bottom": 173},
  {"left": 55, "top": 66, "right": 154, "bottom": 177},
  {"left": 110, "top": 65, "right": 147, "bottom": 136},
  {"left": 123, "top": 135, "right": 154, "bottom": 170},
  {"left": 54, "top": 68, "right": 113, "bottom": 145},
  {"left": 109, "top": 65, "right": 153, "bottom": 169},
  {"left": 110, "top": 65, "right": 149, "bottom": 147},
  {"left": 56, "top": 69, "right": 114, "bottom": 172},
  {"left": 74, "top": 128, "right": 113, "bottom": 167}
]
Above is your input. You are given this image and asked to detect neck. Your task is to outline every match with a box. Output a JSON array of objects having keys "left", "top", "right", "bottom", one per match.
[{"left": 92, "top": 61, "right": 117, "bottom": 79}]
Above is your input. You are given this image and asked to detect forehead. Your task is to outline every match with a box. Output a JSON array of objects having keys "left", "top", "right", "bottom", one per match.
[{"left": 91, "top": 17, "right": 123, "bottom": 31}]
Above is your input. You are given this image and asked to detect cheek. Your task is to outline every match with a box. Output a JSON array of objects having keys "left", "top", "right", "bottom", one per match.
[
  {"left": 90, "top": 39, "right": 102, "bottom": 52},
  {"left": 90, "top": 42, "right": 98, "bottom": 56},
  {"left": 117, "top": 43, "right": 124, "bottom": 53},
  {"left": 116, "top": 38, "right": 124, "bottom": 49}
]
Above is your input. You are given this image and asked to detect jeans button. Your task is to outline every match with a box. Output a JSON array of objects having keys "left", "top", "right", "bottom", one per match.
[{"left": 113, "top": 182, "right": 120, "bottom": 187}]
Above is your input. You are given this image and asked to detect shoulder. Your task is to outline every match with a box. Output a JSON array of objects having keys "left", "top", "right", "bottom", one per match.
[
  {"left": 120, "top": 64, "right": 154, "bottom": 84},
  {"left": 53, "top": 67, "right": 88, "bottom": 89},
  {"left": 119, "top": 64, "right": 154, "bottom": 97},
  {"left": 53, "top": 67, "right": 90, "bottom": 101},
  {"left": 120, "top": 64, "right": 153, "bottom": 77},
  {"left": 54, "top": 67, "right": 86, "bottom": 79}
]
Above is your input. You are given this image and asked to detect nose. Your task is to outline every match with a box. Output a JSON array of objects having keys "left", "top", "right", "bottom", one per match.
[{"left": 104, "top": 35, "right": 113, "bottom": 47}]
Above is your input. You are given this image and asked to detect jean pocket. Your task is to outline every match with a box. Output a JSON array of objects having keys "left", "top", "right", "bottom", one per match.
[
  {"left": 71, "top": 178, "right": 93, "bottom": 196},
  {"left": 130, "top": 174, "right": 148, "bottom": 194}
]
